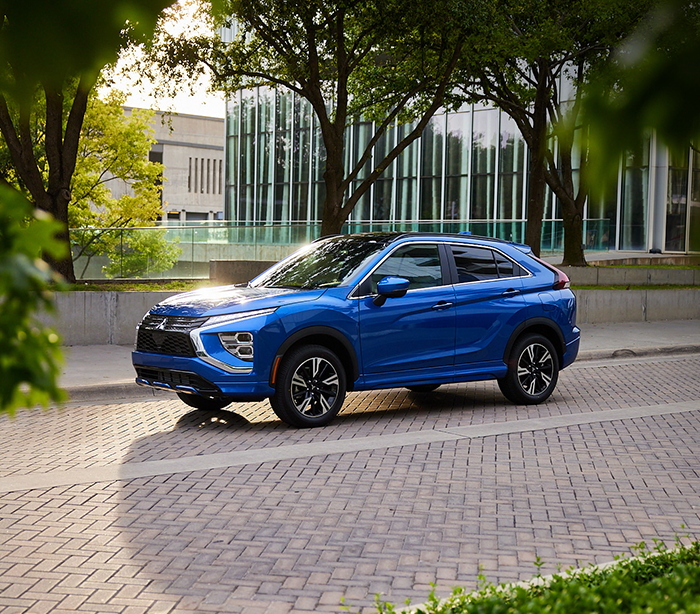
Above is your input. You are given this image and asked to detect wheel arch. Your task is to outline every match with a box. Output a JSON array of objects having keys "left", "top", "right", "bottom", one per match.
[
  {"left": 270, "top": 326, "right": 360, "bottom": 390},
  {"left": 503, "top": 318, "right": 565, "bottom": 365}
]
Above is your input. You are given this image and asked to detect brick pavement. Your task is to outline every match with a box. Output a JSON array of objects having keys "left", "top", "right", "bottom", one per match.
[{"left": 0, "top": 354, "right": 699, "bottom": 613}]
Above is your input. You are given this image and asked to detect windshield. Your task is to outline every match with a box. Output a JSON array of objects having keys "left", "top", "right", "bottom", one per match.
[{"left": 251, "top": 235, "right": 394, "bottom": 289}]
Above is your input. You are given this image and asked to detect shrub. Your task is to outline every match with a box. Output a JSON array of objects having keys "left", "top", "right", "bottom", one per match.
[{"left": 364, "top": 539, "right": 700, "bottom": 614}]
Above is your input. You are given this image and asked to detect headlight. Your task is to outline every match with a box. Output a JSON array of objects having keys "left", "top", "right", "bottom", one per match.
[
  {"left": 219, "top": 332, "right": 254, "bottom": 362},
  {"left": 206, "top": 307, "right": 277, "bottom": 327}
]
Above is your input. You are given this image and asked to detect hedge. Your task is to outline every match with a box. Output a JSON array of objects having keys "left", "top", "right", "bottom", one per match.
[{"left": 363, "top": 539, "right": 700, "bottom": 614}]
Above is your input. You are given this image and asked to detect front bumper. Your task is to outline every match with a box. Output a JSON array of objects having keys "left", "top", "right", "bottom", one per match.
[{"left": 132, "top": 350, "right": 275, "bottom": 400}]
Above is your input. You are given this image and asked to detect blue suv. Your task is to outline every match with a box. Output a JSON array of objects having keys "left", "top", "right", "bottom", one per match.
[{"left": 133, "top": 232, "right": 580, "bottom": 427}]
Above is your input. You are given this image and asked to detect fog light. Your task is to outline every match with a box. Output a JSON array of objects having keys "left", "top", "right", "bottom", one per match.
[{"left": 219, "top": 332, "right": 254, "bottom": 362}]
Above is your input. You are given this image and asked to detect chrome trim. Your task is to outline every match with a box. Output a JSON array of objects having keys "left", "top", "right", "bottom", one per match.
[
  {"left": 174, "top": 385, "right": 199, "bottom": 395},
  {"left": 136, "top": 379, "right": 176, "bottom": 392},
  {"left": 451, "top": 275, "right": 529, "bottom": 289},
  {"left": 190, "top": 329, "right": 254, "bottom": 374}
]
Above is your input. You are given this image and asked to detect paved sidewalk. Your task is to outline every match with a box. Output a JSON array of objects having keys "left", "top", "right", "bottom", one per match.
[
  {"left": 59, "top": 319, "right": 700, "bottom": 402},
  {"left": 3, "top": 349, "right": 700, "bottom": 612}
]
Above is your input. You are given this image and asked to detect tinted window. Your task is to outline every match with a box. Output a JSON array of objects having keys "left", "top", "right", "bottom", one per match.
[
  {"left": 371, "top": 244, "right": 443, "bottom": 292},
  {"left": 495, "top": 252, "right": 528, "bottom": 277},
  {"left": 495, "top": 253, "right": 516, "bottom": 277},
  {"left": 451, "top": 246, "right": 498, "bottom": 282}
]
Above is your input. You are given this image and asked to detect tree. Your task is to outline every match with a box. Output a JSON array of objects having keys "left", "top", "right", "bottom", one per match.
[
  {"left": 587, "top": 0, "right": 700, "bottom": 180},
  {"left": 0, "top": 0, "right": 173, "bottom": 413},
  {"left": 136, "top": 0, "right": 473, "bottom": 235},
  {"left": 69, "top": 90, "right": 180, "bottom": 279},
  {"left": 0, "top": 0, "right": 174, "bottom": 283},
  {"left": 456, "top": 0, "right": 652, "bottom": 265}
]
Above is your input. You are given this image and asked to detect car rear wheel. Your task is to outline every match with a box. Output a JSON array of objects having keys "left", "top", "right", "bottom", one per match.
[
  {"left": 498, "top": 334, "right": 559, "bottom": 404},
  {"left": 270, "top": 345, "right": 346, "bottom": 427},
  {"left": 406, "top": 384, "right": 441, "bottom": 393},
  {"left": 177, "top": 392, "right": 232, "bottom": 411}
]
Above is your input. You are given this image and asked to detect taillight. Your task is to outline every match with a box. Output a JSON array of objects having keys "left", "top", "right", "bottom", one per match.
[
  {"left": 552, "top": 270, "right": 570, "bottom": 290},
  {"left": 531, "top": 256, "right": 570, "bottom": 290}
]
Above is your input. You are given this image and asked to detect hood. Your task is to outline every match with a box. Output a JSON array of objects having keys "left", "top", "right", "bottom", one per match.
[{"left": 149, "top": 285, "right": 324, "bottom": 317}]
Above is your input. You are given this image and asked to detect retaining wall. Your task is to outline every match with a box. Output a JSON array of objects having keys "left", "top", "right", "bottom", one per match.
[
  {"left": 561, "top": 266, "right": 700, "bottom": 286},
  {"left": 44, "top": 291, "right": 177, "bottom": 346}
]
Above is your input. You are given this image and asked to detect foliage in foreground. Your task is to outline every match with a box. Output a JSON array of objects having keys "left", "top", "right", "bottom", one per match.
[
  {"left": 363, "top": 539, "right": 700, "bottom": 614},
  {"left": 0, "top": 186, "right": 67, "bottom": 413}
]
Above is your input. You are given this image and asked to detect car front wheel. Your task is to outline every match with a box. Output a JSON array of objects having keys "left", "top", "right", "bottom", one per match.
[
  {"left": 498, "top": 334, "right": 559, "bottom": 404},
  {"left": 270, "top": 345, "right": 347, "bottom": 427}
]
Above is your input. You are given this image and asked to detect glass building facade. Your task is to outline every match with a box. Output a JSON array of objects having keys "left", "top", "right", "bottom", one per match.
[{"left": 225, "top": 86, "right": 699, "bottom": 254}]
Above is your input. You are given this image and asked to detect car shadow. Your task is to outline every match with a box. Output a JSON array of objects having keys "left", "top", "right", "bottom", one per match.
[{"left": 173, "top": 407, "right": 252, "bottom": 430}]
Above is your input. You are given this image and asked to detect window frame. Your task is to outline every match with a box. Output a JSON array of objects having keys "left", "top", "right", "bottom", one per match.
[
  {"left": 351, "top": 241, "right": 451, "bottom": 298},
  {"left": 445, "top": 243, "right": 530, "bottom": 286}
]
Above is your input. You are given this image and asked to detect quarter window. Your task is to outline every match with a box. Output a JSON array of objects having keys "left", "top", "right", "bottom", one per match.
[
  {"left": 451, "top": 246, "right": 499, "bottom": 282},
  {"left": 495, "top": 253, "right": 516, "bottom": 277},
  {"left": 371, "top": 244, "right": 443, "bottom": 292}
]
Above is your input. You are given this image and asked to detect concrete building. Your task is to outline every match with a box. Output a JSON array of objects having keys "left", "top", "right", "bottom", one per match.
[{"left": 125, "top": 107, "right": 225, "bottom": 222}]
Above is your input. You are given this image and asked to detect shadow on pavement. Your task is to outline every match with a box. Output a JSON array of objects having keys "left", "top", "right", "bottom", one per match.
[{"left": 174, "top": 408, "right": 252, "bottom": 430}]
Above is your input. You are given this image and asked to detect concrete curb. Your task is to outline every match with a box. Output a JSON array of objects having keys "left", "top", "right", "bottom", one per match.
[
  {"left": 65, "top": 382, "right": 168, "bottom": 404},
  {"left": 576, "top": 344, "right": 700, "bottom": 362},
  {"left": 63, "top": 345, "right": 700, "bottom": 404}
]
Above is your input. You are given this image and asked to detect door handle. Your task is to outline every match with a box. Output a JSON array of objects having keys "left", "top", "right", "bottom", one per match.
[
  {"left": 501, "top": 288, "right": 520, "bottom": 296},
  {"left": 431, "top": 301, "right": 454, "bottom": 310}
]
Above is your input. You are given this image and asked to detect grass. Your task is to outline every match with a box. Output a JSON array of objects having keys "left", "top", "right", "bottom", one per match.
[
  {"left": 68, "top": 280, "right": 213, "bottom": 292},
  {"left": 357, "top": 538, "right": 700, "bottom": 614}
]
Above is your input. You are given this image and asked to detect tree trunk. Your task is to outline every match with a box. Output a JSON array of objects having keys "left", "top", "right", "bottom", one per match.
[
  {"left": 561, "top": 199, "right": 587, "bottom": 266},
  {"left": 45, "top": 189, "right": 76, "bottom": 282},
  {"left": 319, "top": 130, "right": 347, "bottom": 236},
  {"left": 525, "top": 145, "right": 547, "bottom": 257},
  {"left": 519, "top": 60, "right": 549, "bottom": 257},
  {"left": 319, "top": 190, "right": 346, "bottom": 235}
]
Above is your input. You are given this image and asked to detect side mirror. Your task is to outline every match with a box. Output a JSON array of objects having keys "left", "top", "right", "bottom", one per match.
[{"left": 373, "top": 276, "right": 409, "bottom": 306}]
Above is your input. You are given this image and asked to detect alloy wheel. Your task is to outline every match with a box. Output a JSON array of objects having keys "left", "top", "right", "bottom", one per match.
[
  {"left": 517, "top": 342, "right": 554, "bottom": 396},
  {"left": 290, "top": 356, "right": 340, "bottom": 417}
]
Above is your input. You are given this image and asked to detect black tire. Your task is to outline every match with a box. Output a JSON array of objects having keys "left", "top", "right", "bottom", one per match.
[
  {"left": 270, "top": 344, "right": 346, "bottom": 427},
  {"left": 498, "top": 334, "right": 559, "bottom": 404},
  {"left": 177, "top": 392, "right": 232, "bottom": 411},
  {"left": 406, "top": 384, "right": 441, "bottom": 393}
]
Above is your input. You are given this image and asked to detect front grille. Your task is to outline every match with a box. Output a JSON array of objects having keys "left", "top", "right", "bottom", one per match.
[
  {"left": 136, "top": 314, "right": 210, "bottom": 357},
  {"left": 135, "top": 367, "right": 221, "bottom": 395},
  {"left": 136, "top": 329, "right": 195, "bottom": 356}
]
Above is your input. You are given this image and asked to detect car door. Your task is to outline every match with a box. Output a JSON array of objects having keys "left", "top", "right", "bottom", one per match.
[
  {"left": 449, "top": 244, "right": 527, "bottom": 370},
  {"left": 357, "top": 242, "right": 456, "bottom": 387}
]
